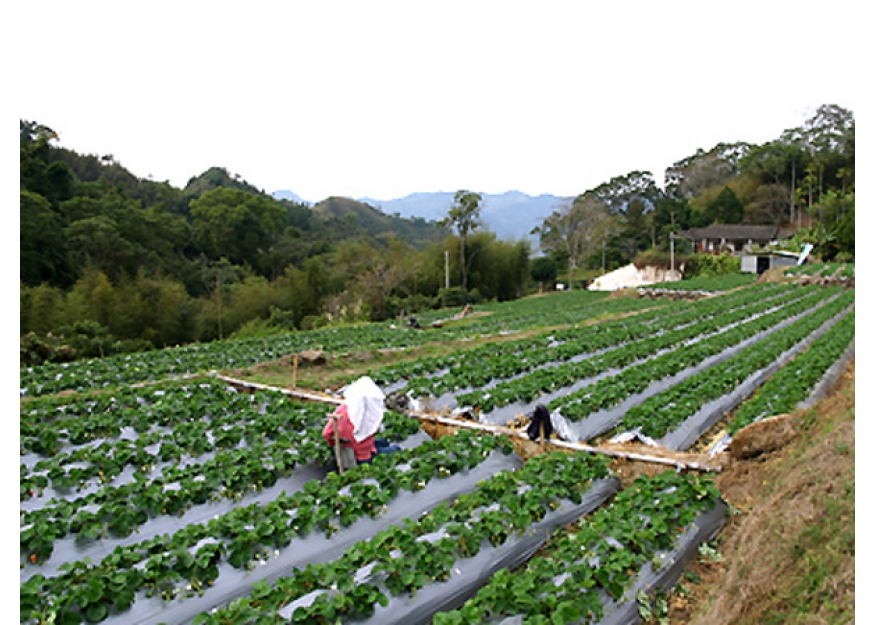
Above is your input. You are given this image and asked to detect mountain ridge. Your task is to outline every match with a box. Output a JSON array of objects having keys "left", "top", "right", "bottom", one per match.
[{"left": 271, "top": 189, "right": 569, "bottom": 243}]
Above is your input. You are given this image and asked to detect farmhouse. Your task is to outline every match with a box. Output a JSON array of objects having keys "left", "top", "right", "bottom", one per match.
[{"left": 677, "top": 224, "right": 793, "bottom": 255}]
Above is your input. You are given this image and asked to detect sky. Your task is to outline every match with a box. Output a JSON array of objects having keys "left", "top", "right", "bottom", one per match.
[{"left": 18, "top": 0, "right": 862, "bottom": 204}]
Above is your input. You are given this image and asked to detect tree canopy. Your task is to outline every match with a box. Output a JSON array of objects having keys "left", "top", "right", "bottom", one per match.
[{"left": 21, "top": 104, "right": 855, "bottom": 365}]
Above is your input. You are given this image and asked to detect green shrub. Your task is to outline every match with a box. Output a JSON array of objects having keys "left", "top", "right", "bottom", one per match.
[{"left": 683, "top": 252, "right": 740, "bottom": 278}]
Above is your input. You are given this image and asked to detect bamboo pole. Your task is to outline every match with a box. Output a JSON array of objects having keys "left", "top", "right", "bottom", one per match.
[
  {"left": 217, "top": 375, "right": 341, "bottom": 404},
  {"left": 215, "top": 375, "right": 722, "bottom": 473},
  {"left": 331, "top": 413, "right": 344, "bottom": 474},
  {"left": 406, "top": 410, "right": 723, "bottom": 473}
]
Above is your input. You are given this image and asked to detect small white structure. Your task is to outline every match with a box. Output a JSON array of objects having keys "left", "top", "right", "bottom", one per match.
[
  {"left": 740, "top": 252, "right": 802, "bottom": 275},
  {"left": 588, "top": 264, "right": 682, "bottom": 291}
]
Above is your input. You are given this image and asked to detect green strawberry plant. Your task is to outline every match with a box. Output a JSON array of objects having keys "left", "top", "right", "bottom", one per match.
[
  {"left": 432, "top": 470, "right": 724, "bottom": 624},
  {"left": 621, "top": 293, "right": 853, "bottom": 439},
  {"left": 190, "top": 449, "right": 614, "bottom": 625},
  {"left": 729, "top": 307, "right": 855, "bottom": 434}
]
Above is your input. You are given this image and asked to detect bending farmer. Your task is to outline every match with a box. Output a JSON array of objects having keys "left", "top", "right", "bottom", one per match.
[{"left": 322, "top": 376, "right": 401, "bottom": 469}]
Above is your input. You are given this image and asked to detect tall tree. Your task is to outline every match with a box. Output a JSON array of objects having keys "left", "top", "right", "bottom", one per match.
[
  {"left": 739, "top": 138, "right": 805, "bottom": 225},
  {"left": 200, "top": 258, "right": 241, "bottom": 340},
  {"left": 531, "top": 256, "right": 557, "bottom": 293},
  {"left": 20, "top": 190, "right": 73, "bottom": 287},
  {"left": 705, "top": 186, "right": 744, "bottom": 224},
  {"left": 580, "top": 171, "right": 662, "bottom": 261},
  {"left": 583, "top": 171, "right": 661, "bottom": 215},
  {"left": 665, "top": 143, "right": 750, "bottom": 200},
  {"left": 533, "top": 197, "right": 611, "bottom": 289},
  {"left": 443, "top": 190, "right": 482, "bottom": 290}
]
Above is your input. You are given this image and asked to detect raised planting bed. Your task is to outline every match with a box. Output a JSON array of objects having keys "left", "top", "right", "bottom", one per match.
[
  {"left": 432, "top": 470, "right": 728, "bottom": 625},
  {"left": 184, "top": 449, "right": 619, "bottom": 625},
  {"left": 21, "top": 429, "right": 525, "bottom": 624}
]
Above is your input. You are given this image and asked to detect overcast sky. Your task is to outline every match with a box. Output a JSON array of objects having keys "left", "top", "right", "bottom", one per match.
[{"left": 18, "top": 0, "right": 861, "bottom": 204}]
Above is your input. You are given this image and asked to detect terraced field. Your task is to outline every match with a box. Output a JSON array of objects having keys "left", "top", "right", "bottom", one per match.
[{"left": 20, "top": 268, "right": 854, "bottom": 624}]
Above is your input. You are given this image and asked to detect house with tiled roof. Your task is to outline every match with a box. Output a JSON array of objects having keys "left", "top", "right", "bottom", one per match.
[{"left": 677, "top": 224, "right": 793, "bottom": 255}]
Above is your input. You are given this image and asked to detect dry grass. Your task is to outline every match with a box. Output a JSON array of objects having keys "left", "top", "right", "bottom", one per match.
[{"left": 666, "top": 360, "right": 855, "bottom": 625}]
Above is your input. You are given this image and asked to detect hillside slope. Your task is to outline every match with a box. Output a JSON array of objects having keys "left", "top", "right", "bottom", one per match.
[{"left": 672, "top": 361, "right": 855, "bottom": 624}]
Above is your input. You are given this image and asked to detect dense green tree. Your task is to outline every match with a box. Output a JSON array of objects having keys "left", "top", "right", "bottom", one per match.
[
  {"left": 583, "top": 171, "right": 661, "bottom": 215},
  {"left": 222, "top": 276, "right": 276, "bottom": 337},
  {"left": 20, "top": 121, "right": 74, "bottom": 206},
  {"left": 271, "top": 256, "right": 334, "bottom": 330},
  {"left": 531, "top": 256, "right": 558, "bottom": 292},
  {"left": 20, "top": 190, "right": 74, "bottom": 287},
  {"left": 665, "top": 143, "right": 750, "bottom": 201},
  {"left": 578, "top": 171, "right": 662, "bottom": 264},
  {"left": 460, "top": 232, "right": 526, "bottom": 302},
  {"left": 651, "top": 197, "right": 692, "bottom": 241},
  {"left": 61, "top": 265, "right": 118, "bottom": 333},
  {"left": 198, "top": 258, "right": 243, "bottom": 341},
  {"left": 704, "top": 186, "right": 744, "bottom": 224},
  {"left": 20, "top": 282, "right": 64, "bottom": 336},
  {"left": 190, "top": 188, "right": 287, "bottom": 271},
  {"left": 534, "top": 197, "right": 611, "bottom": 288},
  {"left": 739, "top": 139, "right": 803, "bottom": 224},
  {"left": 443, "top": 190, "right": 483, "bottom": 290},
  {"left": 113, "top": 270, "right": 195, "bottom": 347}
]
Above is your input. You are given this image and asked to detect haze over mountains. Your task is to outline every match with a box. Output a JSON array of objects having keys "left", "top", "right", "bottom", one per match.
[{"left": 271, "top": 190, "right": 569, "bottom": 243}]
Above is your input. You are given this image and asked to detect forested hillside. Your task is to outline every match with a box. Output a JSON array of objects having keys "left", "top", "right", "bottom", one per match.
[{"left": 20, "top": 104, "right": 854, "bottom": 365}]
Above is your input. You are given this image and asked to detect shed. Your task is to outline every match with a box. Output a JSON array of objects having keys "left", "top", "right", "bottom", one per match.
[{"left": 740, "top": 252, "right": 801, "bottom": 274}]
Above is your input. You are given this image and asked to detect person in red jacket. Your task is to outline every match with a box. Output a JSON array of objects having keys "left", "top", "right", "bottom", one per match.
[
  {"left": 322, "top": 376, "right": 403, "bottom": 470},
  {"left": 322, "top": 402, "right": 376, "bottom": 465}
]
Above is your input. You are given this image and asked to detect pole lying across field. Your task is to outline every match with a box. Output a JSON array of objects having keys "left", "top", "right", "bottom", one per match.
[
  {"left": 406, "top": 409, "right": 723, "bottom": 474},
  {"left": 217, "top": 375, "right": 722, "bottom": 474}
]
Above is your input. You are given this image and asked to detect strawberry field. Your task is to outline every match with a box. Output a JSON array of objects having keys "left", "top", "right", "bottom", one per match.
[{"left": 21, "top": 270, "right": 854, "bottom": 624}]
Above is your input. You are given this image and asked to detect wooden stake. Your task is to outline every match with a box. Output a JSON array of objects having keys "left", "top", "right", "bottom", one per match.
[
  {"left": 331, "top": 413, "right": 344, "bottom": 473},
  {"left": 292, "top": 354, "right": 299, "bottom": 389}
]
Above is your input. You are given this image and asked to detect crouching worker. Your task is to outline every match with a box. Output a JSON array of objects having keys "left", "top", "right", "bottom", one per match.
[{"left": 322, "top": 376, "right": 402, "bottom": 471}]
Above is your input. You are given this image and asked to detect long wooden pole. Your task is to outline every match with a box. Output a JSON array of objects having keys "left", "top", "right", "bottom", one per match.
[
  {"left": 215, "top": 375, "right": 722, "bottom": 473},
  {"left": 407, "top": 410, "right": 723, "bottom": 473},
  {"left": 331, "top": 413, "right": 344, "bottom": 474}
]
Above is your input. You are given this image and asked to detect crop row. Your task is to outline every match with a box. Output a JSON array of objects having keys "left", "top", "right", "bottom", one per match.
[
  {"left": 21, "top": 379, "right": 331, "bottom": 473},
  {"left": 367, "top": 288, "right": 709, "bottom": 388},
  {"left": 543, "top": 285, "right": 839, "bottom": 422},
  {"left": 20, "top": 291, "right": 661, "bottom": 398},
  {"left": 432, "top": 470, "right": 725, "bottom": 624},
  {"left": 454, "top": 284, "right": 829, "bottom": 416},
  {"left": 379, "top": 283, "right": 794, "bottom": 398},
  {"left": 21, "top": 430, "right": 515, "bottom": 624},
  {"left": 729, "top": 307, "right": 855, "bottom": 433},
  {"left": 620, "top": 290, "right": 855, "bottom": 440},
  {"left": 20, "top": 378, "right": 325, "bottom": 457},
  {"left": 180, "top": 450, "right": 616, "bottom": 625},
  {"left": 21, "top": 381, "right": 421, "bottom": 563},
  {"left": 786, "top": 262, "right": 854, "bottom": 278}
]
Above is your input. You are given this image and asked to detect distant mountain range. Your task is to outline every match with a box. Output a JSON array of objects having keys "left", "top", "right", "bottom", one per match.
[{"left": 272, "top": 190, "right": 570, "bottom": 243}]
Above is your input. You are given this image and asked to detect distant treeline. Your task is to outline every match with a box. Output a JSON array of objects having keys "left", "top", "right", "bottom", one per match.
[{"left": 20, "top": 104, "right": 853, "bottom": 365}]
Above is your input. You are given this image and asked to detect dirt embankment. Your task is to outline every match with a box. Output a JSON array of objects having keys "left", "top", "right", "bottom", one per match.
[{"left": 668, "top": 360, "right": 856, "bottom": 625}]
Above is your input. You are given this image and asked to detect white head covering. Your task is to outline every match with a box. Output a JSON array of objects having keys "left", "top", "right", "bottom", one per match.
[{"left": 342, "top": 376, "right": 386, "bottom": 442}]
